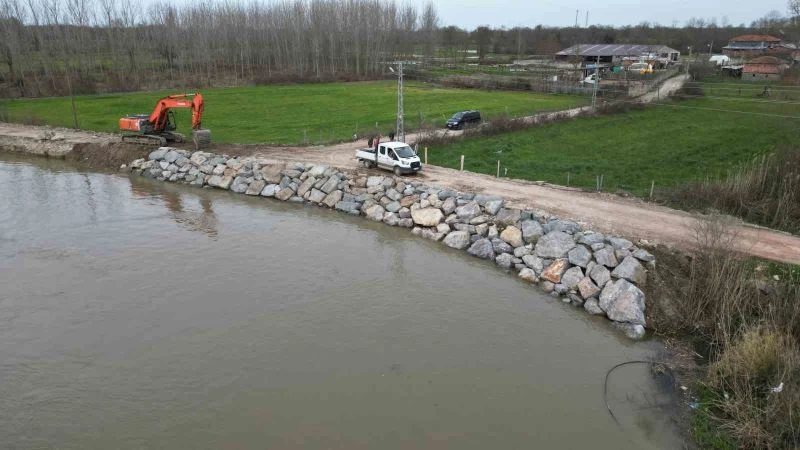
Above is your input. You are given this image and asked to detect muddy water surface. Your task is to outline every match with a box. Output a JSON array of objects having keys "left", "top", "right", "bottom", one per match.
[{"left": 0, "top": 155, "right": 683, "bottom": 449}]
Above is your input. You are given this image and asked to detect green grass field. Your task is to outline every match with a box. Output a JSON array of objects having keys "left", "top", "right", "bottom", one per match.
[
  {"left": 1, "top": 81, "right": 586, "bottom": 145},
  {"left": 427, "top": 95, "right": 800, "bottom": 196}
]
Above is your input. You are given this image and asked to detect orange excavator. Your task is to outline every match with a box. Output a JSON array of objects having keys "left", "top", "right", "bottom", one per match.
[{"left": 119, "top": 92, "right": 211, "bottom": 148}]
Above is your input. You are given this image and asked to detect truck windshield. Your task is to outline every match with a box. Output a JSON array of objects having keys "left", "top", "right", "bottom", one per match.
[
  {"left": 450, "top": 112, "right": 464, "bottom": 120},
  {"left": 394, "top": 145, "right": 415, "bottom": 158}
]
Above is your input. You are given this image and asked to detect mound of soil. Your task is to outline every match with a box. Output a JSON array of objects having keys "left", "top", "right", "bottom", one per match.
[{"left": 65, "top": 142, "right": 152, "bottom": 170}]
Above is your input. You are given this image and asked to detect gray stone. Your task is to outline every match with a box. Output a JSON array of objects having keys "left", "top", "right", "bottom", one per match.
[
  {"left": 554, "top": 283, "right": 568, "bottom": 295},
  {"left": 474, "top": 194, "right": 502, "bottom": 205},
  {"left": 632, "top": 248, "right": 655, "bottom": 262},
  {"left": 589, "top": 264, "right": 611, "bottom": 288},
  {"left": 500, "top": 226, "right": 524, "bottom": 248},
  {"left": 323, "top": 190, "right": 343, "bottom": 208},
  {"left": 495, "top": 208, "right": 521, "bottom": 226},
  {"left": 484, "top": 199, "right": 504, "bottom": 215},
  {"left": 365, "top": 204, "right": 385, "bottom": 221},
  {"left": 487, "top": 225, "right": 499, "bottom": 239},
  {"left": 366, "top": 176, "right": 385, "bottom": 187},
  {"left": 612, "top": 322, "right": 646, "bottom": 340},
  {"left": 443, "top": 231, "right": 471, "bottom": 249},
  {"left": 514, "top": 246, "right": 531, "bottom": 258},
  {"left": 230, "top": 176, "right": 249, "bottom": 193},
  {"left": 611, "top": 256, "right": 647, "bottom": 285},
  {"left": 436, "top": 223, "right": 451, "bottom": 234},
  {"left": 561, "top": 266, "right": 584, "bottom": 290},
  {"left": 159, "top": 161, "right": 170, "bottom": 170},
  {"left": 320, "top": 176, "right": 340, "bottom": 194},
  {"left": 568, "top": 292, "right": 584, "bottom": 306},
  {"left": 455, "top": 201, "right": 481, "bottom": 221},
  {"left": 584, "top": 298, "right": 605, "bottom": 315},
  {"left": 453, "top": 223, "right": 476, "bottom": 233},
  {"left": 594, "top": 247, "right": 619, "bottom": 268},
  {"left": 335, "top": 201, "right": 360, "bottom": 213},
  {"left": 608, "top": 236, "right": 633, "bottom": 250},
  {"left": 411, "top": 208, "right": 444, "bottom": 227},
  {"left": 421, "top": 228, "right": 445, "bottom": 241},
  {"left": 546, "top": 219, "right": 581, "bottom": 234},
  {"left": 518, "top": 268, "right": 538, "bottom": 283},
  {"left": 521, "top": 220, "right": 544, "bottom": 244},
  {"left": 437, "top": 189, "right": 456, "bottom": 199},
  {"left": 467, "top": 239, "right": 495, "bottom": 260},
  {"left": 599, "top": 279, "right": 646, "bottom": 326},
  {"left": 207, "top": 175, "right": 233, "bottom": 190},
  {"left": 522, "top": 255, "right": 544, "bottom": 274},
  {"left": 591, "top": 242, "right": 606, "bottom": 252},
  {"left": 189, "top": 152, "right": 208, "bottom": 166},
  {"left": 491, "top": 238, "right": 513, "bottom": 254},
  {"left": 296, "top": 177, "right": 317, "bottom": 197},
  {"left": 541, "top": 281, "right": 555, "bottom": 293},
  {"left": 307, "top": 165, "right": 329, "bottom": 177},
  {"left": 535, "top": 231, "right": 576, "bottom": 259},
  {"left": 441, "top": 197, "right": 457, "bottom": 215},
  {"left": 615, "top": 249, "right": 632, "bottom": 261},
  {"left": 175, "top": 156, "right": 190, "bottom": 167},
  {"left": 469, "top": 215, "right": 490, "bottom": 225},
  {"left": 567, "top": 245, "right": 592, "bottom": 268},
  {"left": 148, "top": 148, "right": 168, "bottom": 160},
  {"left": 386, "top": 188, "right": 402, "bottom": 201},
  {"left": 308, "top": 188, "right": 326, "bottom": 203},
  {"left": 398, "top": 207, "right": 411, "bottom": 219},
  {"left": 397, "top": 218, "right": 414, "bottom": 228},
  {"left": 275, "top": 186, "right": 294, "bottom": 201},
  {"left": 260, "top": 184, "right": 279, "bottom": 197},
  {"left": 578, "top": 277, "right": 601, "bottom": 299},
  {"left": 495, "top": 253, "right": 514, "bottom": 269},
  {"left": 164, "top": 150, "right": 180, "bottom": 163},
  {"left": 383, "top": 212, "right": 399, "bottom": 226},
  {"left": 385, "top": 201, "right": 401, "bottom": 213}
]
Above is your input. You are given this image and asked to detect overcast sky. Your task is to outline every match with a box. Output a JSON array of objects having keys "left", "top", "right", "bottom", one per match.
[{"left": 424, "top": 0, "right": 787, "bottom": 29}]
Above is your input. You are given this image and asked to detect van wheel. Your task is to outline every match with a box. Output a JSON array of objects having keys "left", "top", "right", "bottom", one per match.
[{"left": 394, "top": 166, "right": 402, "bottom": 176}]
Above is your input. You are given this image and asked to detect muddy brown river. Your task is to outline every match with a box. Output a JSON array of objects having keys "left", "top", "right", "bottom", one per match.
[{"left": 0, "top": 154, "right": 683, "bottom": 449}]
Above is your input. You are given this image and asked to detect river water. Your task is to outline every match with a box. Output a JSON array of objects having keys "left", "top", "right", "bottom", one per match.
[{"left": 0, "top": 155, "right": 683, "bottom": 449}]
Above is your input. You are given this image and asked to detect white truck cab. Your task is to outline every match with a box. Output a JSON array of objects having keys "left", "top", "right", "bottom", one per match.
[{"left": 355, "top": 141, "right": 422, "bottom": 175}]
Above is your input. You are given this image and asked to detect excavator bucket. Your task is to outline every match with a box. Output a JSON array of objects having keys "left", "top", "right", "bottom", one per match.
[{"left": 192, "top": 129, "right": 212, "bottom": 150}]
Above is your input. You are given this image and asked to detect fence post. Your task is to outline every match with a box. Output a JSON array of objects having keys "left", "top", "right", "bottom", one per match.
[
  {"left": 424, "top": 147, "right": 428, "bottom": 165},
  {"left": 567, "top": 172, "right": 570, "bottom": 187},
  {"left": 650, "top": 180, "right": 655, "bottom": 200},
  {"left": 460, "top": 155, "right": 464, "bottom": 171},
  {"left": 496, "top": 160, "right": 500, "bottom": 177}
]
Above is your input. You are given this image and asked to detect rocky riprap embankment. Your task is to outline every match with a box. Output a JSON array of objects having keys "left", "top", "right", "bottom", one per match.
[{"left": 127, "top": 148, "right": 655, "bottom": 339}]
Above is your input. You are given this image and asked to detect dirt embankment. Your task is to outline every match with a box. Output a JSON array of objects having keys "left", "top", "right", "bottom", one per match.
[{"left": 2, "top": 120, "right": 800, "bottom": 265}]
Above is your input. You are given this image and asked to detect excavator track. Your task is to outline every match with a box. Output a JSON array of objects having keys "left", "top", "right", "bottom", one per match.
[{"left": 121, "top": 134, "right": 168, "bottom": 146}]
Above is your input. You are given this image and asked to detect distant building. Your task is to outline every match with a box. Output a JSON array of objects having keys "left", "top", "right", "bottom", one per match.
[
  {"left": 742, "top": 56, "right": 787, "bottom": 80},
  {"left": 555, "top": 44, "right": 680, "bottom": 67},
  {"left": 722, "top": 35, "right": 793, "bottom": 58}
]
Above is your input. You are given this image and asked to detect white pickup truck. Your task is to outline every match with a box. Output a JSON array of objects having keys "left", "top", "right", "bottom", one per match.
[{"left": 355, "top": 141, "right": 422, "bottom": 175}]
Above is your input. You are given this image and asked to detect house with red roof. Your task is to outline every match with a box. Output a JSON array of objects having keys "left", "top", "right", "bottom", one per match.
[
  {"left": 742, "top": 56, "right": 788, "bottom": 80},
  {"left": 723, "top": 35, "right": 794, "bottom": 58}
]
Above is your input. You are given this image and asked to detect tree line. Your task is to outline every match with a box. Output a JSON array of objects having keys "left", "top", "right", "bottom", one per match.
[
  {"left": 0, "top": 0, "right": 438, "bottom": 97},
  {"left": 0, "top": 0, "right": 791, "bottom": 98}
]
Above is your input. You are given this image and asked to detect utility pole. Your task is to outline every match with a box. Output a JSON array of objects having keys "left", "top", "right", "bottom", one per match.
[
  {"left": 591, "top": 57, "right": 598, "bottom": 108},
  {"left": 396, "top": 61, "right": 404, "bottom": 142}
]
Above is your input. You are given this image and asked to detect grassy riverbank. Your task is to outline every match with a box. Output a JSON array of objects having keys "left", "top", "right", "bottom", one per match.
[
  {"left": 425, "top": 97, "right": 800, "bottom": 197},
  {"left": 0, "top": 81, "right": 585, "bottom": 145}
]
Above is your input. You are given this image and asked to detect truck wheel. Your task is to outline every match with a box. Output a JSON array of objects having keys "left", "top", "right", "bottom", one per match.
[{"left": 394, "top": 166, "right": 402, "bottom": 176}]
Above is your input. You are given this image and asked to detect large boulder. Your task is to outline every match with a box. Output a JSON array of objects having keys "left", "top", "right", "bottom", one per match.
[
  {"left": 484, "top": 199, "right": 504, "bottom": 215},
  {"left": 560, "top": 266, "right": 584, "bottom": 290},
  {"left": 584, "top": 298, "right": 605, "bottom": 315},
  {"left": 320, "top": 176, "right": 340, "bottom": 194},
  {"left": 578, "top": 231, "right": 605, "bottom": 246},
  {"left": 518, "top": 268, "right": 538, "bottom": 283},
  {"left": 611, "top": 256, "right": 647, "bottom": 285},
  {"left": 245, "top": 180, "right": 266, "bottom": 196},
  {"left": 307, "top": 165, "right": 329, "bottom": 177},
  {"left": 577, "top": 277, "right": 601, "bottom": 300},
  {"left": 599, "top": 279, "right": 646, "bottom": 326},
  {"left": 455, "top": 201, "right": 481, "bottom": 221},
  {"left": 500, "top": 226, "right": 524, "bottom": 248},
  {"left": 308, "top": 188, "right": 326, "bottom": 203},
  {"left": 607, "top": 236, "right": 633, "bottom": 250},
  {"left": 323, "top": 190, "right": 343, "bottom": 208},
  {"left": 207, "top": 175, "right": 233, "bottom": 190},
  {"left": 612, "top": 322, "right": 646, "bottom": 340},
  {"left": 534, "top": 231, "right": 576, "bottom": 259},
  {"left": 366, "top": 176, "right": 385, "bottom": 187},
  {"left": 540, "top": 259, "right": 569, "bottom": 283},
  {"left": 632, "top": 248, "right": 655, "bottom": 263},
  {"left": 495, "top": 253, "right": 514, "bottom": 269},
  {"left": 495, "top": 208, "right": 521, "bottom": 226},
  {"left": 260, "top": 184, "right": 279, "bottom": 197},
  {"left": 230, "top": 176, "right": 249, "bottom": 193},
  {"left": 522, "top": 254, "right": 544, "bottom": 274},
  {"left": 545, "top": 219, "right": 581, "bottom": 234},
  {"left": 467, "top": 239, "right": 495, "bottom": 260},
  {"left": 589, "top": 264, "right": 611, "bottom": 288},
  {"left": 521, "top": 220, "right": 544, "bottom": 243},
  {"left": 491, "top": 238, "right": 513, "bottom": 254},
  {"left": 275, "top": 186, "right": 295, "bottom": 201},
  {"left": 365, "top": 204, "right": 385, "bottom": 221},
  {"left": 411, "top": 208, "right": 444, "bottom": 227},
  {"left": 567, "top": 245, "right": 592, "bottom": 268},
  {"left": 441, "top": 197, "right": 457, "bottom": 215},
  {"left": 594, "top": 247, "right": 619, "bottom": 268},
  {"left": 443, "top": 231, "right": 471, "bottom": 249},
  {"left": 296, "top": 177, "right": 317, "bottom": 197},
  {"left": 260, "top": 164, "right": 285, "bottom": 184},
  {"left": 148, "top": 148, "right": 168, "bottom": 160}
]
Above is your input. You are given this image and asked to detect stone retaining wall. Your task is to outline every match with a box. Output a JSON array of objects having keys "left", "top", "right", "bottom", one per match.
[{"left": 127, "top": 148, "right": 656, "bottom": 339}]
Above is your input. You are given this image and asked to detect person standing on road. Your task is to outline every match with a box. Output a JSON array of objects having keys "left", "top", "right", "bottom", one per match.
[{"left": 388, "top": 131, "right": 395, "bottom": 141}]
